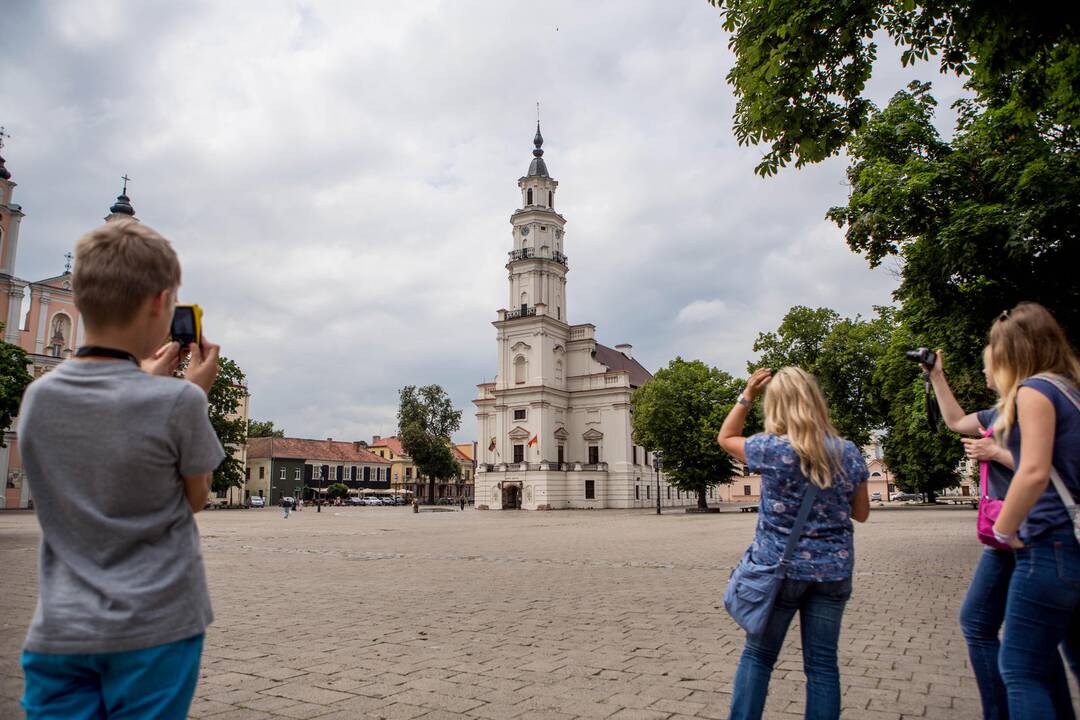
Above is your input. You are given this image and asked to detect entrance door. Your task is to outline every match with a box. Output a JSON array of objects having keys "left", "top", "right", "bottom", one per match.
[{"left": 502, "top": 485, "right": 521, "bottom": 509}]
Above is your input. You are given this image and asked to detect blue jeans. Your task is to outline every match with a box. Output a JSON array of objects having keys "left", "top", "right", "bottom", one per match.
[
  {"left": 21, "top": 634, "right": 204, "bottom": 720},
  {"left": 730, "top": 577, "right": 852, "bottom": 720},
  {"left": 999, "top": 529, "right": 1080, "bottom": 720},
  {"left": 959, "top": 548, "right": 1015, "bottom": 720}
]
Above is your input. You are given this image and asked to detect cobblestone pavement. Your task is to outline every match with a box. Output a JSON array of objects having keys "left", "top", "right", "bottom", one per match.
[{"left": 1, "top": 506, "right": 1073, "bottom": 719}]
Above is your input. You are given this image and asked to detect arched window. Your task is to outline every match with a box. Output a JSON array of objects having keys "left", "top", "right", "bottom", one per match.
[
  {"left": 520, "top": 291, "right": 528, "bottom": 308},
  {"left": 526, "top": 188, "right": 533, "bottom": 205},
  {"left": 514, "top": 355, "right": 527, "bottom": 384},
  {"left": 548, "top": 191, "right": 553, "bottom": 208}
]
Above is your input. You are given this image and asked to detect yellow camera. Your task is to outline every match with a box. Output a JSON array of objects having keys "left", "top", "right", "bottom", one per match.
[{"left": 171, "top": 304, "right": 203, "bottom": 346}]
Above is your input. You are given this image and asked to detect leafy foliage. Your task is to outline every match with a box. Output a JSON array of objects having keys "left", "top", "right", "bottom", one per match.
[
  {"left": 398, "top": 384, "right": 462, "bottom": 504},
  {"left": 247, "top": 418, "right": 285, "bottom": 438},
  {"left": 706, "top": 0, "right": 1080, "bottom": 174},
  {"left": 207, "top": 357, "right": 248, "bottom": 495},
  {"left": 0, "top": 328, "right": 32, "bottom": 446},
  {"left": 750, "top": 306, "right": 895, "bottom": 448},
  {"left": 326, "top": 482, "right": 349, "bottom": 500},
  {"left": 631, "top": 358, "right": 748, "bottom": 508}
]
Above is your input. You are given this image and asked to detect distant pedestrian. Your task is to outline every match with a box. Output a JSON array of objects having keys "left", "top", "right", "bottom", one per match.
[
  {"left": 460, "top": 497, "right": 466, "bottom": 511},
  {"left": 718, "top": 367, "right": 870, "bottom": 720},
  {"left": 282, "top": 497, "right": 291, "bottom": 519}
]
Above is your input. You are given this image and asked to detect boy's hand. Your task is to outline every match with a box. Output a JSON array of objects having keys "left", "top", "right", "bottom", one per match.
[
  {"left": 142, "top": 341, "right": 181, "bottom": 376},
  {"left": 183, "top": 336, "right": 220, "bottom": 395}
]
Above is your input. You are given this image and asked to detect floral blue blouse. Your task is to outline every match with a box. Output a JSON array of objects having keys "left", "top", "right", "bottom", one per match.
[{"left": 744, "top": 433, "right": 869, "bottom": 582}]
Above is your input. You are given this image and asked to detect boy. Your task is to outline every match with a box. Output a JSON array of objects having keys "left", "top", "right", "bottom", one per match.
[{"left": 18, "top": 219, "right": 226, "bottom": 719}]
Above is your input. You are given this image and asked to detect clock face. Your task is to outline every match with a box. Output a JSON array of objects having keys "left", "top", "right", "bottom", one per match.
[{"left": 520, "top": 226, "right": 529, "bottom": 236}]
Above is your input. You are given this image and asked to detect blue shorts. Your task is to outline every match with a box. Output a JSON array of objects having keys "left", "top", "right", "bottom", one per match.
[{"left": 21, "top": 634, "right": 204, "bottom": 720}]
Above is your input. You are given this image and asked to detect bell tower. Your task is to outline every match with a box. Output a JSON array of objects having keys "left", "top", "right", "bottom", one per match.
[{"left": 508, "top": 123, "right": 568, "bottom": 323}]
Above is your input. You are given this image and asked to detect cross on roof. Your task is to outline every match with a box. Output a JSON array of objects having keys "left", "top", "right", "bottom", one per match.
[
  {"left": 64, "top": 252, "right": 74, "bottom": 273},
  {"left": 121, "top": 174, "right": 130, "bottom": 194},
  {"left": 0, "top": 127, "right": 9, "bottom": 151}
]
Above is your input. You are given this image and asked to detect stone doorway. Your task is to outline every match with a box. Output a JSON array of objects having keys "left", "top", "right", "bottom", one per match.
[{"left": 502, "top": 484, "right": 521, "bottom": 510}]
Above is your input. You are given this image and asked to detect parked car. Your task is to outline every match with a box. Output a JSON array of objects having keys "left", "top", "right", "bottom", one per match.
[
  {"left": 347, "top": 496, "right": 364, "bottom": 505},
  {"left": 870, "top": 492, "right": 881, "bottom": 502},
  {"left": 250, "top": 496, "right": 265, "bottom": 508},
  {"left": 363, "top": 497, "right": 383, "bottom": 506},
  {"left": 890, "top": 492, "right": 921, "bottom": 502}
]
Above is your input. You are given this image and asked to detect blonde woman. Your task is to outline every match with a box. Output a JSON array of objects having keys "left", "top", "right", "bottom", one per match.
[
  {"left": 718, "top": 367, "right": 870, "bottom": 720},
  {"left": 987, "top": 302, "right": 1080, "bottom": 719}
]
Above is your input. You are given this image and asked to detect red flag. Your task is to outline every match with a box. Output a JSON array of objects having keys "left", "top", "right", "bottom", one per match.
[{"left": 527, "top": 435, "right": 538, "bottom": 447}]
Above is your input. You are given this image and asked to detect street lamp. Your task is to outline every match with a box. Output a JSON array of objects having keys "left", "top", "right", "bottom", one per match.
[{"left": 653, "top": 451, "right": 663, "bottom": 515}]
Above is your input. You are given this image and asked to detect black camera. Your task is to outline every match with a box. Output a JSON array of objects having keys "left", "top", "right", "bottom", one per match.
[{"left": 905, "top": 347, "right": 936, "bottom": 368}]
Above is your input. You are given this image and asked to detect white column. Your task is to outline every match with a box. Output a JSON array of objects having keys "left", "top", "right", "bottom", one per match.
[
  {"left": 72, "top": 312, "right": 82, "bottom": 351},
  {"left": 5, "top": 287, "right": 23, "bottom": 343},
  {"left": 2, "top": 213, "right": 23, "bottom": 275},
  {"left": 35, "top": 295, "right": 49, "bottom": 353}
]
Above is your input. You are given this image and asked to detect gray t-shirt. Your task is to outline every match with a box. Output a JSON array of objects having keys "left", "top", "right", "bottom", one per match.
[{"left": 19, "top": 359, "right": 225, "bottom": 654}]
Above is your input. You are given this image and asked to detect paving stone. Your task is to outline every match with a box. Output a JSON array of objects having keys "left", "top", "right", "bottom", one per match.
[{"left": 1, "top": 507, "right": 1079, "bottom": 720}]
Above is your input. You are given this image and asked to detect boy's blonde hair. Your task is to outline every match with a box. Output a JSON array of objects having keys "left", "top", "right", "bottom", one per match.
[
  {"left": 72, "top": 220, "right": 181, "bottom": 329},
  {"left": 762, "top": 367, "right": 844, "bottom": 489}
]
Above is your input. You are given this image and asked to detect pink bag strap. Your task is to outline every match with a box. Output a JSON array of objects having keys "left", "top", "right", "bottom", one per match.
[{"left": 979, "top": 427, "right": 992, "bottom": 499}]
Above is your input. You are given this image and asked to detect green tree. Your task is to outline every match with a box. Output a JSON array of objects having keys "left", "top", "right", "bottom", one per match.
[
  {"left": 326, "top": 482, "right": 349, "bottom": 500},
  {"left": 0, "top": 327, "right": 32, "bottom": 445},
  {"left": 706, "top": 0, "right": 1080, "bottom": 175},
  {"left": 398, "top": 384, "right": 462, "bottom": 504},
  {"left": 247, "top": 419, "right": 285, "bottom": 438},
  {"left": 631, "top": 358, "right": 747, "bottom": 509},
  {"left": 750, "top": 306, "right": 895, "bottom": 448},
  {"left": 208, "top": 357, "right": 248, "bottom": 496},
  {"left": 872, "top": 324, "right": 966, "bottom": 502}
]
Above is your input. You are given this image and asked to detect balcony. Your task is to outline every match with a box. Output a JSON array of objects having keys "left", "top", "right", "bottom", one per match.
[
  {"left": 508, "top": 248, "right": 534, "bottom": 261},
  {"left": 504, "top": 306, "right": 537, "bottom": 320},
  {"left": 507, "top": 248, "right": 569, "bottom": 268}
]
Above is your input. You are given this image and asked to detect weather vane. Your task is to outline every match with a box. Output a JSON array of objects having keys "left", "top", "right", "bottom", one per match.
[
  {"left": 0, "top": 126, "right": 10, "bottom": 151},
  {"left": 64, "top": 252, "right": 73, "bottom": 274},
  {"left": 121, "top": 173, "right": 131, "bottom": 194}
]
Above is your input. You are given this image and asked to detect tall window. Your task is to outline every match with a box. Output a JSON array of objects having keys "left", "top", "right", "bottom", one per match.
[
  {"left": 588, "top": 446, "right": 599, "bottom": 465},
  {"left": 513, "top": 444, "right": 525, "bottom": 463},
  {"left": 526, "top": 188, "right": 533, "bottom": 205},
  {"left": 646, "top": 485, "right": 650, "bottom": 499},
  {"left": 667, "top": 486, "right": 671, "bottom": 499},
  {"left": 364, "top": 466, "right": 371, "bottom": 481},
  {"left": 635, "top": 485, "right": 640, "bottom": 500},
  {"left": 280, "top": 467, "right": 286, "bottom": 480},
  {"left": 744, "top": 485, "right": 752, "bottom": 496},
  {"left": 295, "top": 468, "right": 301, "bottom": 480},
  {"left": 557, "top": 445, "right": 564, "bottom": 465},
  {"left": 585, "top": 480, "right": 595, "bottom": 499},
  {"left": 632, "top": 447, "right": 638, "bottom": 465},
  {"left": 548, "top": 191, "right": 553, "bottom": 207},
  {"left": 259, "top": 466, "right": 265, "bottom": 479}
]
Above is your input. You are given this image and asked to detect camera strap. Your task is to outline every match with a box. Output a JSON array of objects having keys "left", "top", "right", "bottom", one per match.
[
  {"left": 75, "top": 346, "right": 139, "bottom": 366},
  {"left": 924, "top": 374, "right": 943, "bottom": 432}
]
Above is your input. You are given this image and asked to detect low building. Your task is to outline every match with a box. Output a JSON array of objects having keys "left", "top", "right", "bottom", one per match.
[
  {"left": 246, "top": 437, "right": 391, "bottom": 505},
  {"left": 367, "top": 435, "right": 476, "bottom": 502}
]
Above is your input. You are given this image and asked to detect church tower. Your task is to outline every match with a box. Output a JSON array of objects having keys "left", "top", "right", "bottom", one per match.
[{"left": 508, "top": 123, "right": 568, "bottom": 323}]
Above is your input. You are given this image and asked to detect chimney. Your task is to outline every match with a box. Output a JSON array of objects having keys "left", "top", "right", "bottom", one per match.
[
  {"left": 373, "top": 435, "right": 381, "bottom": 443},
  {"left": 353, "top": 441, "right": 362, "bottom": 452},
  {"left": 615, "top": 343, "right": 633, "bottom": 359}
]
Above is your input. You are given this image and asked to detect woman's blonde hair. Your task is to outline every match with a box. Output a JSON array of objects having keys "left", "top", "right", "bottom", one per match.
[
  {"left": 762, "top": 367, "right": 844, "bottom": 488},
  {"left": 990, "top": 302, "right": 1080, "bottom": 440}
]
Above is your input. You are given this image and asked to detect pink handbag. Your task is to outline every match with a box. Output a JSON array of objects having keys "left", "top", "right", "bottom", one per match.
[{"left": 976, "top": 427, "right": 1011, "bottom": 550}]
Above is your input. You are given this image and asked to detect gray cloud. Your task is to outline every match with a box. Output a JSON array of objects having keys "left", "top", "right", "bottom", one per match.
[{"left": 4, "top": 1, "right": 966, "bottom": 442}]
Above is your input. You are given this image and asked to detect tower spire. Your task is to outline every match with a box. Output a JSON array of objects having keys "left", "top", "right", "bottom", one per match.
[
  {"left": 0, "top": 126, "right": 11, "bottom": 180},
  {"left": 527, "top": 113, "right": 548, "bottom": 178},
  {"left": 108, "top": 174, "right": 135, "bottom": 217}
]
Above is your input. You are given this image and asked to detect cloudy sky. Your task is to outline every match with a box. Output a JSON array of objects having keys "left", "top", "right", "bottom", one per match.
[{"left": 5, "top": 1, "right": 966, "bottom": 443}]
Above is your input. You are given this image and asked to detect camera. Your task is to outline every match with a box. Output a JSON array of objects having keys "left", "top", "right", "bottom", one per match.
[
  {"left": 170, "top": 304, "right": 203, "bottom": 346},
  {"left": 905, "top": 347, "right": 936, "bottom": 368}
]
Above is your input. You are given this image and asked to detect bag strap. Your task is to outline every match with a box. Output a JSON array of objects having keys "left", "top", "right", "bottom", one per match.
[
  {"left": 1027, "top": 374, "right": 1080, "bottom": 515},
  {"left": 779, "top": 484, "right": 820, "bottom": 572}
]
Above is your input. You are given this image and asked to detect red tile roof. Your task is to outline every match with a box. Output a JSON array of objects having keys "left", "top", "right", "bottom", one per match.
[
  {"left": 593, "top": 344, "right": 653, "bottom": 388},
  {"left": 368, "top": 436, "right": 407, "bottom": 457},
  {"left": 247, "top": 437, "right": 390, "bottom": 464}
]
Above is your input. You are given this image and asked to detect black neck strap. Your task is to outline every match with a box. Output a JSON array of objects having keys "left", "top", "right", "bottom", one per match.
[{"left": 75, "top": 346, "right": 139, "bottom": 366}]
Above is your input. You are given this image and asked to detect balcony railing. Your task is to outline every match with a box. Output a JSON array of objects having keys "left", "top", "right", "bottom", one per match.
[
  {"left": 504, "top": 306, "right": 537, "bottom": 320},
  {"left": 507, "top": 248, "right": 569, "bottom": 267}
]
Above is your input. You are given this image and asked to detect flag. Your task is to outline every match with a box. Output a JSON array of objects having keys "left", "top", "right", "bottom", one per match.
[
  {"left": 527, "top": 435, "right": 538, "bottom": 448},
  {"left": 488, "top": 436, "right": 497, "bottom": 452}
]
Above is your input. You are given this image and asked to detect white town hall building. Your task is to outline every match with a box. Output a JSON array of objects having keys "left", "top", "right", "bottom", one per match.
[{"left": 473, "top": 126, "right": 696, "bottom": 511}]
